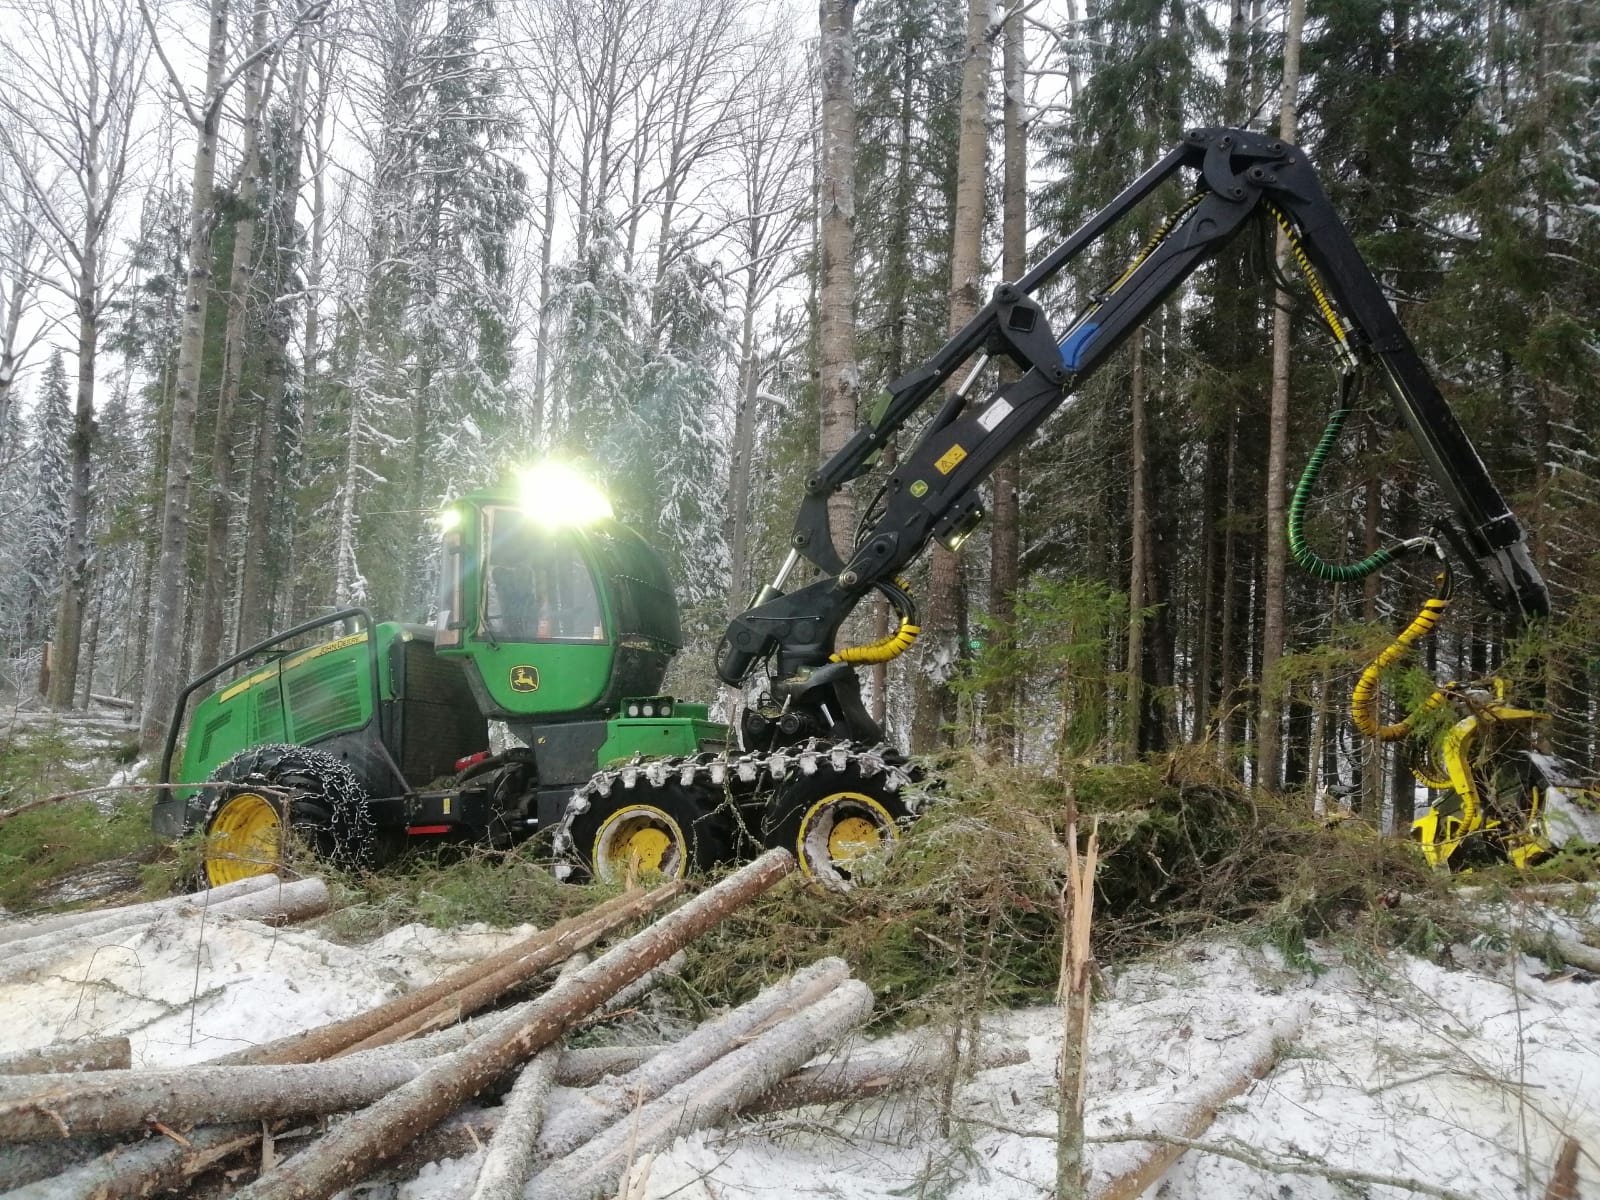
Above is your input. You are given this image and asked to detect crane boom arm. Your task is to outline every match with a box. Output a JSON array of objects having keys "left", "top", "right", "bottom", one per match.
[{"left": 716, "top": 127, "right": 1548, "bottom": 742}]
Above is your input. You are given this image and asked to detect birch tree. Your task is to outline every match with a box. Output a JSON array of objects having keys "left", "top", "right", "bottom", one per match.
[{"left": 0, "top": 0, "right": 150, "bottom": 709}]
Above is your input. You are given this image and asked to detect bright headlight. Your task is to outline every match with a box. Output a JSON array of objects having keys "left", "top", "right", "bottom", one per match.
[{"left": 518, "top": 462, "right": 614, "bottom": 525}]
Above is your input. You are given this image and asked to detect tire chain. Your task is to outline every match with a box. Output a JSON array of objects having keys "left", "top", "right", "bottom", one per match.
[
  {"left": 553, "top": 738, "right": 928, "bottom": 862},
  {"left": 201, "top": 743, "right": 377, "bottom": 869}
]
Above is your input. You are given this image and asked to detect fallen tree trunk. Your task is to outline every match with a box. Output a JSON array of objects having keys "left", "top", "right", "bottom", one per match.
[
  {"left": 527, "top": 978, "right": 874, "bottom": 1200},
  {"left": 0, "top": 879, "right": 329, "bottom": 983},
  {"left": 217, "top": 885, "right": 679, "bottom": 1067},
  {"left": 5, "top": 1120, "right": 263, "bottom": 1200},
  {"left": 0, "top": 1053, "right": 438, "bottom": 1141},
  {"left": 537, "top": 956, "right": 851, "bottom": 1163},
  {"left": 235, "top": 848, "right": 796, "bottom": 1200},
  {"left": 355, "top": 1037, "right": 1024, "bottom": 1186},
  {"left": 1087, "top": 1005, "right": 1307, "bottom": 1200},
  {"left": 335, "top": 899, "right": 679, "bottom": 1056},
  {"left": 0, "top": 1037, "right": 131, "bottom": 1076},
  {"left": 0, "top": 874, "right": 283, "bottom": 952},
  {"left": 740, "top": 1039, "right": 1030, "bottom": 1115},
  {"left": 466, "top": 954, "right": 589, "bottom": 1200},
  {"left": 0, "top": 1135, "right": 114, "bottom": 1191}
]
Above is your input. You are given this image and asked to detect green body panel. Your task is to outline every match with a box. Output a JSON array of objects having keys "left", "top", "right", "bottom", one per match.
[
  {"left": 598, "top": 715, "right": 728, "bottom": 766},
  {"left": 471, "top": 641, "right": 614, "bottom": 715},
  {"left": 175, "top": 622, "right": 406, "bottom": 791},
  {"left": 434, "top": 490, "right": 681, "bottom": 720}
]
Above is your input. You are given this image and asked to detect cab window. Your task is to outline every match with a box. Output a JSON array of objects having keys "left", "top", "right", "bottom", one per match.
[{"left": 482, "top": 508, "right": 605, "bottom": 641}]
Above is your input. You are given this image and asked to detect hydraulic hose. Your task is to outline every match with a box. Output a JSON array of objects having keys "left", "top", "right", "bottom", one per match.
[
  {"left": 1350, "top": 555, "right": 1453, "bottom": 742},
  {"left": 1288, "top": 371, "right": 1439, "bottom": 583},
  {"left": 831, "top": 579, "right": 920, "bottom": 666}
]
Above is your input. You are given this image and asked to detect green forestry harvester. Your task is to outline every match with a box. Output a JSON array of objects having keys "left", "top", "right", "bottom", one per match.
[
  {"left": 160, "top": 126, "right": 1587, "bottom": 886},
  {"left": 155, "top": 464, "right": 921, "bottom": 889}
]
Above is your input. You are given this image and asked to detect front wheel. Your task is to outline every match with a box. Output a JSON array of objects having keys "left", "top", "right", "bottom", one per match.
[{"left": 198, "top": 744, "right": 373, "bottom": 887}]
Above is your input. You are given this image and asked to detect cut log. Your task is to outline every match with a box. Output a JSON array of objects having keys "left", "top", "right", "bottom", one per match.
[
  {"left": 467, "top": 956, "right": 589, "bottom": 1200},
  {"left": 526, "top": 978, "right": 874, "bottom": 1200},
  {"left": 537, "top": 956, "right": 851, "bottom": 1163},
  {"left": 0, "top": 874, "right": 283, "bottom": 952},
  {"left": 552, "top": 1044, "right": 671, "bottom": 1088},
  {"left": 740, "top": 1040, "right": 1030, "bottom": 1115},
  {"left": 352, "top": 1039, "right": 1027, "bottom": 1186},
  {"left": 591, "top": 949, "right": 686, "bottom": 1016},
  {"left": 335, "top": 895, "right": 680, "bottom": 1056},
  {"left": 0, "top": 878, "right": 328, "bottom": 983},
  {"left": 234, "top": 848, "right": 796, "bottom": 1200},
  {"left": 0, "top": 1135, "right": 113, "bottom": 1192},
  {"left": 4, "top": 1121, "right": 262, "bottom": 1200},
  {"left": 216, "top": 885, "right": 679, "bottom": 1067},
  {"left": 0, "top": 1037, "right": 131, "bottom": 1075},
  {"left": 0, "top": 1053, "right": 438, "bottom": 1141},
  {"left": 1088, "top": 1005, "right": 1307, "bottom": 1200}
]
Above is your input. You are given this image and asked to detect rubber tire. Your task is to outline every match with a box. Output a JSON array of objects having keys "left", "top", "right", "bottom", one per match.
[
  {"left": 762, "top": 764, "right": 912, "bottom": 890},
  {"left": 198, "top": 744, "right": 375, "bottom": 884},
  {"left": 564, "top": 781, "right": 733, "bottom": 883}
]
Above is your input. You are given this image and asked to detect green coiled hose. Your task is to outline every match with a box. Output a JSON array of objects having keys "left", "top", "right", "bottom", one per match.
[{"left": 1287, "top": 371, "right": 1422, "bottom": 582}]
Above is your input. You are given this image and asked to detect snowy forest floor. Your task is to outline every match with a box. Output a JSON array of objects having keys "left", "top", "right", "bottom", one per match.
[
  {"left": 0, "top": 885, "right": 1594, "bottom": 1199},
  {"left": 1, "top": 719, "right": 1598, "bottom": 1198}
]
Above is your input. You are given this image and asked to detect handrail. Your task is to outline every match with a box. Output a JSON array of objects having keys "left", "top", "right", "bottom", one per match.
[{"left": 159, "top": 607, "right": 378, "bottom": 787}]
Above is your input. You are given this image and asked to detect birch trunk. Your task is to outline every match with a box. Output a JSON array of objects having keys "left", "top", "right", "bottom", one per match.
[
  {"left": 527, "top": 980, "right": 874, "bottom": 1200},
  {"left": 234, "top": 850, "right": 794, "bottom": 1200},
  {"left": 1255, "top": 0, "right": 1307, "bottom": 790},
  {"left": 817, "top": 0, "right": 859, "bottom": 561},
  {"left": 140, "top": 0, "right": 231, "bottom": 753}
]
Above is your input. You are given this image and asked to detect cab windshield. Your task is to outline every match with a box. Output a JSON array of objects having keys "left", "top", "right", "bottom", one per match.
[{"left": 482, "top": 508, "right": 605, "bottom": 642}]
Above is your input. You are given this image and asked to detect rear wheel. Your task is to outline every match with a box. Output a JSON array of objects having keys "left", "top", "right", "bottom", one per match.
[
  {"left": 764, "top": 763, "right": 912, "bottom": 890},
  {"left": 199, "top": 745, "right": 373, "bottom": 887},
  {"left": 563, "top": 780, "right": 733, "bottom": 883}
]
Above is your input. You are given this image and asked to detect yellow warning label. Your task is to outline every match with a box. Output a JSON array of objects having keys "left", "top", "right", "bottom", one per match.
[{"left": 934, "top": 444, "right": 968, "bottom": 475}]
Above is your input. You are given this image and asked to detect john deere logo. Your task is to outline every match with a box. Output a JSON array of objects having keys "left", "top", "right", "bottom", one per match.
[
  {"left": 510, "top": 665, "right": 540, "bottom": 693},
  {"left": 910, "top": 479, "right": 929, "bottom": 498}
]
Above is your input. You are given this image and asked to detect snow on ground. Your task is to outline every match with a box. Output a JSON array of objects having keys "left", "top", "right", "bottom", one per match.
[
  {"left": 1, "top": 894, "right": 1596, "bottom": 1198},
  {"left": 0, "top": 907, "right": 534, "bottom": 1066}
]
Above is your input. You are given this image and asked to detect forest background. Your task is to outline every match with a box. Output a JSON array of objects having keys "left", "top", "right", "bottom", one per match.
[{"left": 0, "top": 0, "right": 1595, "bottom": 834}]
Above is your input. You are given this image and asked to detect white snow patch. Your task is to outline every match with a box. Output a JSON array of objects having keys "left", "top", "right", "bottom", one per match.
[
  {"left": 0, "top": 909, "right": 533, "bottom": 1067},
  {"left": 2, "top": 894, "right": 1595, "bottom": 1200}
]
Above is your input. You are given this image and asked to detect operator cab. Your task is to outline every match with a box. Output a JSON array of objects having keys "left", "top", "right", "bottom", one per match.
[{"left": 433, "top": 465, "right": 682, "bottom": 723}]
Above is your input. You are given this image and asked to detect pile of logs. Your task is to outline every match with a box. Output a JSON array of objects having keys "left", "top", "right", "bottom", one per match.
[{"left": 0, "top": 849, "right": 1025, "bottom": 1199}]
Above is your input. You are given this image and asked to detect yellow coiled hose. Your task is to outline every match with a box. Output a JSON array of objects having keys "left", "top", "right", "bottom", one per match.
[
  {"left": 1350, "top": 559, "right": 1453, "bottom": 742},
  {"left": 831, "top": 578, "right": 920, "bottom": 666}
]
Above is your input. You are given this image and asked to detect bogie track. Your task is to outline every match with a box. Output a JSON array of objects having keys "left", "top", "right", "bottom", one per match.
[{"left": 556, "top": 739, "right": 924, "bottom": 887}]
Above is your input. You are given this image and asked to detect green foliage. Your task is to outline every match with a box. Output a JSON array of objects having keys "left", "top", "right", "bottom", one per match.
[
  {"left": 314, "top": 839, "right": 622, "bottom": 944},
  {"left": 0, "top": 727, "right": 160, "bottom": 910},
  {"left": 957, "top": 576, "right": 1128, "bottom": 760},
  {"left": 680, "top": 751, "right": 1436, "bottom": 1023}
]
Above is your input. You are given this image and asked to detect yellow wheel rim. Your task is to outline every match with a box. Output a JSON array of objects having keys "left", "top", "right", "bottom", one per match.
[
  {"left": 205, "top": 791, "right": 282, "bottom": 887},
  {"left": 797, "top": 790, "right": 899, "bottom": 889},
  {"left": 594, "top": 805, "right": 686, "bottom": 882},
  {"left": 828, "top": 815, "right": 882, "bottom": 863}
]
